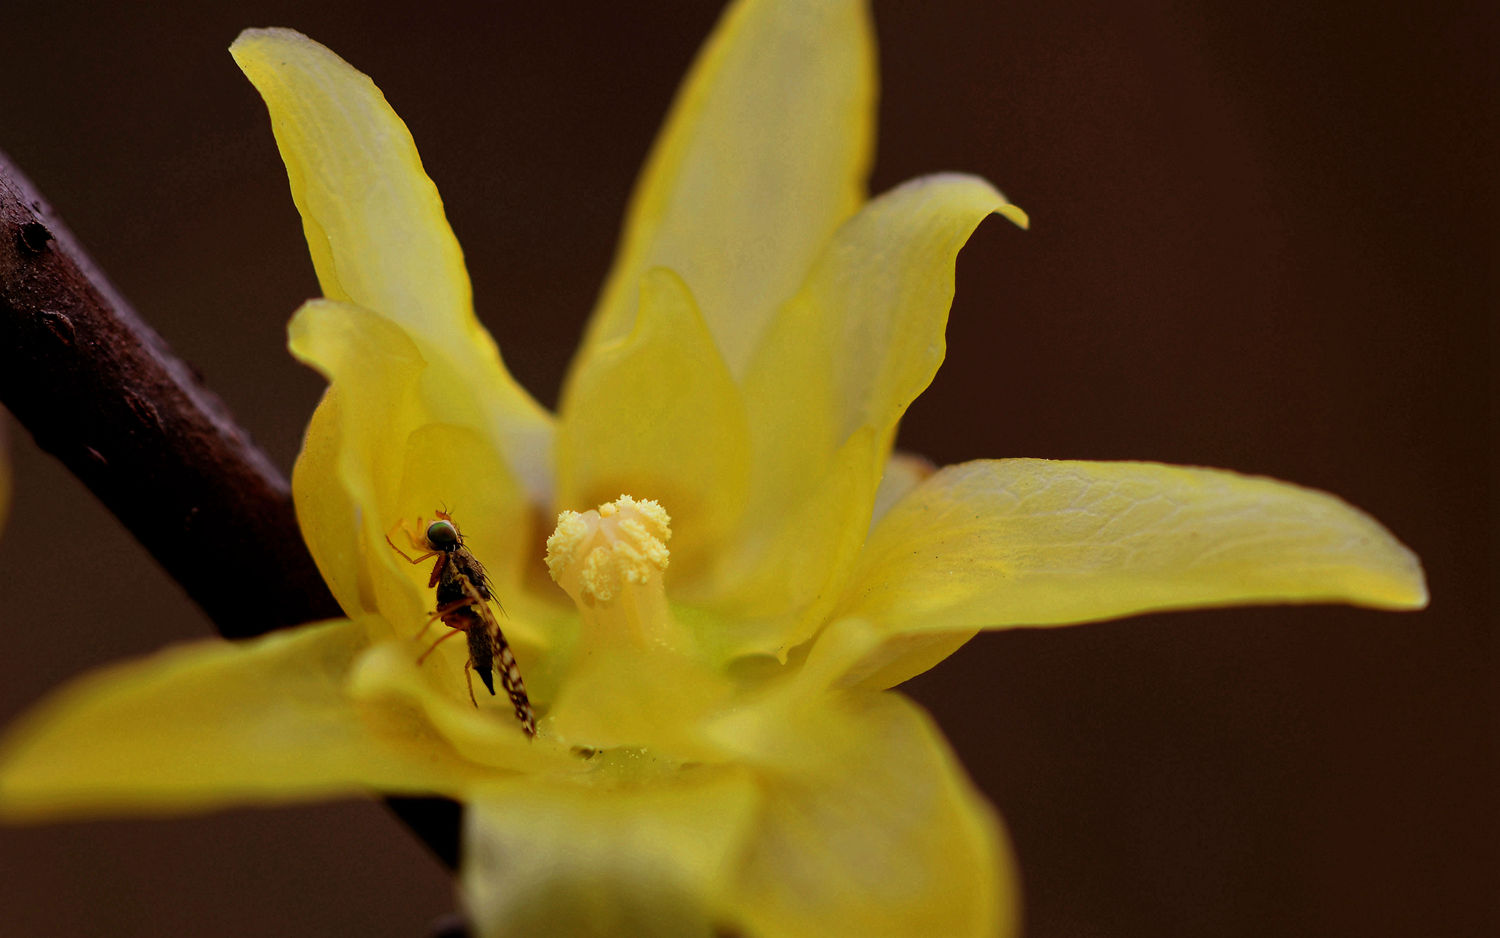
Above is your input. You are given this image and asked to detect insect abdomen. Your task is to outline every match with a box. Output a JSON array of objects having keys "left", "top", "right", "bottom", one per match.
[
  {"left": 465, "top": 623, "right": 497, "bottom": 696},
  {"left": 495, "top": 641, "right": 537, "bottom": 737}
]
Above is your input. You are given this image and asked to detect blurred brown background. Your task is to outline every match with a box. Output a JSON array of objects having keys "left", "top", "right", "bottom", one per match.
[{"left": 0, "top": 2, "right": 1491, "bottom": 936}]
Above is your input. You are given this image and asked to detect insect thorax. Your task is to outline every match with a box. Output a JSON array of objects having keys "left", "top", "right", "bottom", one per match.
[{"left": 436, "top": 552, "right": 491, "bottom": 605}]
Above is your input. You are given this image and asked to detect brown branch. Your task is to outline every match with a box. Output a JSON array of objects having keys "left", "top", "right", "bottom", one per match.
[
  {"left": 0, "top": 155, "right": 336, "bottom": 636},
  {"left": 0, "top": 152, "right": 460, "bottom": 868}
]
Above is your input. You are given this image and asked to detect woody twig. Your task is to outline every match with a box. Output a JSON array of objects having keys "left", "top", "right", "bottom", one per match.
[{"left": 0, "top": 151, "right": 461, "bottom": 869}]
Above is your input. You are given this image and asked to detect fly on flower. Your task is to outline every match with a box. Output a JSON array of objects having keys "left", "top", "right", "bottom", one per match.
[{"left": 385, "top": 511, "right": 537, "bottom": 737}]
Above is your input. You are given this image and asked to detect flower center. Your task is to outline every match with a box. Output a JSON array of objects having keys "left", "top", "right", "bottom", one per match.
[{"left": 545, "top": 495, "right": 684, "bottom": 651}]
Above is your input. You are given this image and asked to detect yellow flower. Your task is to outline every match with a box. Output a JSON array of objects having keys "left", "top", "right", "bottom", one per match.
[{"left": 0, "top": 3, "right": 1426, "bottom": 937}]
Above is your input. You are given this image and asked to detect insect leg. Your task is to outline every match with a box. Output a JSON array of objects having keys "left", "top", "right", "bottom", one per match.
[
  {"left": 384, "top": 532, "right": 438, "bottom": 566},
  {"left": 416, "top": 597, "right": 478, "bottom": 640},
  {"left": 463, "top": 659, "right": 478, "bottom": 708},
  {"left": 417, "top": 627, "right": 464, "bottom": 665}
]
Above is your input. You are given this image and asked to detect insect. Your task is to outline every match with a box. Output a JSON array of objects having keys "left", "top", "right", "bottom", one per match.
[{"left": 385, "top": 510, "right": 537, "bottom": 737}]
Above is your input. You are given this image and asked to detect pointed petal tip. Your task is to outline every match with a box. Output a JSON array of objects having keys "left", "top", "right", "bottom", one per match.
[
  {"left": 996, "top": 201, "right": 1029, "bottom": 230},
  {"left": 1373, "top": 550, "right": 1429, "bottom": 611},
  {"left": 1409, "top": 577, "right": 1431, "bottom": 609},
  {"left": 580, "top": 0, "right": 877, "bottom": 373},
  {"left": 841, "top": 458, "right": 1435, "bottom": 671},
  {"left": 887, "top": 172, "right": 1028, "bottom": 229},
  {"left": 229, "top": 26, "right": 311, "bottom": 58}
]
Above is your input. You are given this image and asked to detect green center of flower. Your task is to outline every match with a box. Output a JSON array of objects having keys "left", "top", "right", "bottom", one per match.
[{"left": 545, "top": 495, "right": 685, "bottom": 652}]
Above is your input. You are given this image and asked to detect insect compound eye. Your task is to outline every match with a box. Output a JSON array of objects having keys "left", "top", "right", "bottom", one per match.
[{"left": 426, "top": 519, "right": 460, "bottom": 551}]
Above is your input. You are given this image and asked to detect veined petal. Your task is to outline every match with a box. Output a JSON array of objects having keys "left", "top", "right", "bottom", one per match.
[
  {"left": 556, "top": 268, "right": 750, "bottom": 582},
  {"left": 232, "top": 28, "right": 553, "bottom": 498},
  {"left": 837, "top": 459, "right": 1429, "bottom": 689},
  {"left": 288, "top": 300, "right": 535, "bottom": 637},
  {"left": 463, "top": 771, "right": 759, "bottom": 938},
  {"left": 742, "top": 174, "right": 1024, "bottom": 488},
  {"left": 289, "top": 299, "right": 424, "bottom": 621},
  {"left": 576, "top": 0, "right": 875, "bottom": 377},
  {"left": 230, "top": 28, "right": 465, "bottom": 336},
  {"left": 702, "top": 428, "right": 879, "bottom": 661},
  {"left": 0, "top": 620, "right": 491, "bottom": 819},
  {"left": 706, "top": 176, "right": 1024, "bottom": 648},
  {"left": 710, "top": 692, "right": 1015, "bottom": 938}
]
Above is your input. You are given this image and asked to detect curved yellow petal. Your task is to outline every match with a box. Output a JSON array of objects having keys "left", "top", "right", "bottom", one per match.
[
  {"left": 838, "top": 459, "right": 1429, "bottom": 688},
  {"left": 836, "top": 627, "right": 977, "bottom": 693},
  {"left": 544, "top": 640, "right": 734, "bottom": 760},
  {"left": 705, "top": 427, "right": 880, "bottom": 660},
  {"left": 710, "top": 692, "right": 1016, "bottom": 938},
  {"left": 742, "top": 175, "right": 1024, "bottom": 489},
  {"left": 232, "top": 28, "right": 552, "bottom": 498},
  {"left": 289, "top": 299, "right": 425, "bottom": 621},
  {"left": 576, "top": 0, "right": 876, "bottom": 378},
  {"left": 463, "top": 771, "right": 759, "bottom": 938},
  {"left": 387, "top": 421, "right": 537, "bottom": 607},
  {"left": 707, "top": 176, "right": 1023, "bottom": 649},
  {"left": 556, "top": 268, "right": 750, "bottom": 582},
  {"left": 288, "top": 300, "right": 534, "bottom": 635},
  {"left": 346, "top": 639, "right": 574, "bottom": 778},
  {"left": 0, "top": 620, "right": 492, "bottom": 819},
  {"left": 230, "top": 29, "right": 466, "bottom": 337}
]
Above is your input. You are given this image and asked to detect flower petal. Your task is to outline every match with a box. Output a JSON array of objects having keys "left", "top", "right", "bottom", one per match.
[
  {"left": 742, "top": 175, "right": 1024, "bottom": 488},
  {"left": 544, "top": 639, "right": 735, "bottom": 760},
  {"left": 710, "top": 692, "right": 1016, "bottom": 938},
  {"left": 347, "top": 639, "right": 574, "bottom": 778},
  {"left": 707, "top": 176, "right": 1024, "bottom": 651},
  {"left": 705, "top": 427, "right": 880, "bottom": 661},
  {"left": 288, "top": 299, "right": 423, "bottom": 620},
  {"left": 576, "top": 0, "right": 876, "bottom": 377},
  {"left": 556, "top": 268, "right": 750, "bottom": 582},
  {"left": 837, "top": 459, "right": 1429, "bottom": 688},
  {"left": 232, "top": 28, "right": 552, "bottom": 497},
  {"left": 0, "top": 620, "right": 491, "bottom": 819},
  {"left": 288, "top": 299, "right": 535, "bottom": 635},
  {"left": 463, "top": 771, "right": 759, "bottom": 938}
]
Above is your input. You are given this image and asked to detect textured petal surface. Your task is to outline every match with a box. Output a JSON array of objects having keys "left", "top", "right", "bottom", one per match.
[
  {"left": 544, "top": 638, "right": 735, "bottom": 760},
  {"left": 0, "top": 620, "right": 491, "bottom": 819},
  {"left": 710, "top": 692, "right": 1015, "bottom": 938},
  {"left": 288, "top": 299, "right": 424, "bottom": 621},
  {"left": 464, "top": 771, "right": 759, "bottom": 938},
  {"left": 346, "top": 639, "right": 574, "bottom": 778},
  {"left": 577, "top": 0, "right": 875, "bottom": 377},
  {"left": 288, "top": 299, "right": 535, "bottom": 637},
  {"left": 706, "top": 176, "right": 1025, "bottom": 650},
  {"left": 837, "top": 459, "right": 1429, "bottom": 688},
  {"left": 742, "top": 175, "right": 1025, "bottom": 477},
  {"left": 233, "top": 28, "right": 552, "bottom": 497},
  {"left": 556, "top": 268, "right": 750, "bottom": 582},
  {"left": 697, "top": 429, "right": 879, "bottom": 660}
]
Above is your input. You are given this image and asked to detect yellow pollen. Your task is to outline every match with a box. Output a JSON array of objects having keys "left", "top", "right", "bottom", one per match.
[{"left": 546, "top": 495, "right": 672, "bottom": 605}]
